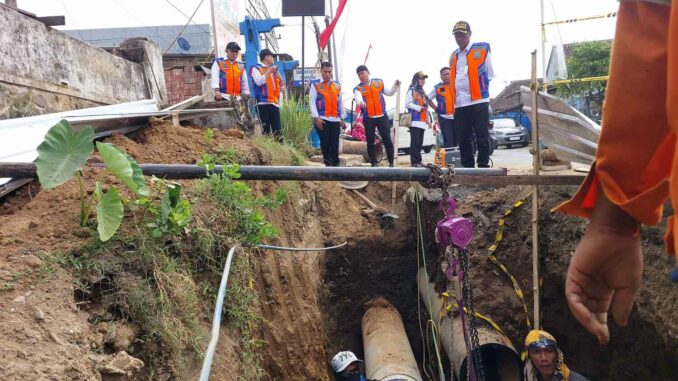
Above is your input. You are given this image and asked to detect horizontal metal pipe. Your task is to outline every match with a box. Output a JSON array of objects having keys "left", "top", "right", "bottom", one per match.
[{"left": 0, "top": 163, "right": 586, "bottom": 185}]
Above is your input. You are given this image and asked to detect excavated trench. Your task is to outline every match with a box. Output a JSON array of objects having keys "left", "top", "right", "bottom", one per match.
[
  {"left": 0, "top": 121, "right": 676, "bottom": 380},
  {"left": 319, "top": 184, "right": 678, "bottom": 381}
]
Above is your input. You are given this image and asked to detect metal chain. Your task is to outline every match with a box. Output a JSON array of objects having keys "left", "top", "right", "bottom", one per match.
[
  {"left": 460, "top": 248, "right": 486, "bottom": 381},
  {"left": 422, "top": 163, "right": 455, "bottom": 208}
]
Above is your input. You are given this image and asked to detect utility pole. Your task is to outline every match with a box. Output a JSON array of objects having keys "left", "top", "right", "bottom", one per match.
[
  {"left": 324, "top": 16, "right": 333, "bottom": 73},
  {"left": 328, "top": 0, "right": 340, "bottom": 80},
  {"left": 301, "top": 16, "right": 305, "bottom": 92},
  {"left": 209, "top": 0, "right": 219, "bottom": 58}
]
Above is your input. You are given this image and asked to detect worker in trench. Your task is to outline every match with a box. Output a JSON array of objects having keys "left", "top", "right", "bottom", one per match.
[
  {"left": 523, "top": 330, "right": 589, "bottom": 381},
  {"left": 330, "top": 351, "right": 377, "bottom": 381},
  {"left": 555, "top": 0, "right": 678, "bottom": 345}
]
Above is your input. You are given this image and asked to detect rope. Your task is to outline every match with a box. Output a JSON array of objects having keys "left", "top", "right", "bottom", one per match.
[
  {"left": 486, "top": 195, "right": 533, "bottom": 330},
  {"left": 415, "top": 194, "right": 446, "bottom": 381}
]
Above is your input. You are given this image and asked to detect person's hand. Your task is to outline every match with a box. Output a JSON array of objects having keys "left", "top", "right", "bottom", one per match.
[
  {"left": 359, "top": 101, "right": 366, "bottom": 109},
  {"left": 566, "top": 209, "right": 642, "bottom": 345},
  {"left": 314, "top": 117, "right": 325, "bottom": 130},
  {"left": 340, "top": 120, "right": 347, "bottom": 130},
  {"left": 394, "top": 80, "right": 401, "bottom": 87},
  {"left": 214, "top": 92, "right": 223, "bottom": 101}
]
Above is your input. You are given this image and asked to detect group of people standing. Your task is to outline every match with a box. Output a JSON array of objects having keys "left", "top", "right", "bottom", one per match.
[
  {"left": 212, "top": 20, "right": 494, "bottom": 169},
  {"left": 211, "top": 42, "right": 283, "bottom": 138},
  {"left": 310, "top": 20, "right": 495, "bottom": 168}
]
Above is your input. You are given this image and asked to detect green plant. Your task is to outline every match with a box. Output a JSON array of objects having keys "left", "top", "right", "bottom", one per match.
[
  {"left": 35, "top": 120, "right": 192, "bottom": 242},
  {"left": 35, "top": 120, "right": 147, "bottom": 241},
  {"left": 253, "top": 136, "right": 306, "bottom": 166},
  {"left": 279, "top": 97, "right": 312, "bottom": 151}
]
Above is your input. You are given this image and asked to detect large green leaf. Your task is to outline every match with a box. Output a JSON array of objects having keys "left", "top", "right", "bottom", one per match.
[
  {"left": 96, "top": 185, "right": 123, "bottom": 242},
  {"left": 35, "top": 120, "right": 94, "bottom": 188},
  {"left": 96, "top": 142, "right": 138, "bottom": 193},
  {"left": 160, "top": 184, "right": 182, "bottom": 224},
  {"left": 122, "top": 152, "right": 148, "bottom": 196}
]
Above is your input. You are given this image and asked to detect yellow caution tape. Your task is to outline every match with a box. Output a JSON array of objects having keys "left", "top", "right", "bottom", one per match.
[
  {"left": 439, "top": 292, "right": 509, "bottom": 339},
  {"left": 487, "top": 194, "right": 533, "bottom": 330}
]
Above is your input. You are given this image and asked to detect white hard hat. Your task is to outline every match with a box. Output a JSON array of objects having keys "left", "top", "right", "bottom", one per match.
[{"left": 331, "top": 351, "right": 362, "bottom": 372}]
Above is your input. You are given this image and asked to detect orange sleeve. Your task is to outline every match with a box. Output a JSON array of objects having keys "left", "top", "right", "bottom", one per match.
[{"left": 554, "top": 2, "right": 674, "bottom": 226}]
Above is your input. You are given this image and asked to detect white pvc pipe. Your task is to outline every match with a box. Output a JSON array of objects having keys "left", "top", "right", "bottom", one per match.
[{"left": 199, "top": 245, "right": 237, "bottom": 381}]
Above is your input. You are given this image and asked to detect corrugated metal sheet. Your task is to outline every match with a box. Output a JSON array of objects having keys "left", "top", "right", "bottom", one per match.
[{"left": 521, "top": 86, "right": 600, "bottom": 165}]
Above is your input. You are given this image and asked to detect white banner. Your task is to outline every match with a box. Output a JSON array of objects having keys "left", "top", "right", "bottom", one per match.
[{"left": 213, "top": 0, "right": 244, "bottom": 55}]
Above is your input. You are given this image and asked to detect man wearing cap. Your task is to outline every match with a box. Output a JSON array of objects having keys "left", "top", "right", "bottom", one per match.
[
  {"left": 450, "top": 21, "right": 495, "bottom": 168},
  {"left": 331, "top": 351, "right": 377, "bottom": 381},
  {"left": 428, "top": 67, "right": 457, "bottom": 148},
  {"left": 353, "top": 65, "right": 401, "bottom": 167},
  {"left": 310, "top": 62, "right": 347, "bottom": 167},
  {"left": 524, "top": 330, "right": 589, "bottom": 381},
  {"left": 250, "top": 48, "right": 283, "bottom": 137},
  {"left": 211, "top": 41, "right": 249, "bottom": 100}
]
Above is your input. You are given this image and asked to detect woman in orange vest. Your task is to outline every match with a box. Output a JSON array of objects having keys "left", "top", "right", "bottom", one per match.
[
  {"left": 405, "top": 71, "right": 435, "bottom": 167},
  {"left": 353, "top": 65, "right": 400, "bottom": 167},
  {"left": 250, "top": 48, "right": 283, "bottom": 138},
  {"left": 556, "top": 0, "right": 677, "bottom": 345},
  {"left": 211, "top": 41, "right": 249, "bottom": 100}
]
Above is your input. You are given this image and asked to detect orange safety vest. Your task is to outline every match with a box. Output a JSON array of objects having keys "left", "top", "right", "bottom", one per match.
[
  {"left": 354, "top": 79, "right": 386, "bottom": 118},
  {"left": 314, "top": 80, "right": 341, "bottom": 118},
  {"left": 450, "top": 42, "right": 491, "bottom": 101},
  {"left": 408, "top": 88, "right": 428, "bottom": 123},
  {"left": 216, "top": 59, "right": 245, "bottom": 95},
  {"left": 434, "top": 82, "right": 455, "bottom": 115},
  {"left": 250, "top": 64, "right": 282, "bottom": 104}
]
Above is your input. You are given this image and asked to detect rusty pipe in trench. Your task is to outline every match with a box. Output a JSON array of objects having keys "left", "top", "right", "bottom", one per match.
[
  {"left": 417, "top": 268, "right": 522, "bottom": 381},
  {"left": 361, "top": 298, "right": 423, "bottom": 381}
]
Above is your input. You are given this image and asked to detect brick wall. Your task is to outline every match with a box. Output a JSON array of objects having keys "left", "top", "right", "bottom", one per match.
[{"left": 163, "top": 57, "right": 207, "bottom": 104}]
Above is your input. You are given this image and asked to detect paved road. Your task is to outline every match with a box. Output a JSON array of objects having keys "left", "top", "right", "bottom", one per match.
[{"left": 405, "top": 145, "right": 534, "bottom": 170}]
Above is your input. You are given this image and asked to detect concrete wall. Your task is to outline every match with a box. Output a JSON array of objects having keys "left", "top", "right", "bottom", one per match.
[{"left": 0, "top": 5, "right": 165, "bottom": 119}]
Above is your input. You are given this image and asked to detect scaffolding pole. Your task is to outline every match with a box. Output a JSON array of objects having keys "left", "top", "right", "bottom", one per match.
[{"left": 530, "top": 51, "right": 541, "bottom": 330}]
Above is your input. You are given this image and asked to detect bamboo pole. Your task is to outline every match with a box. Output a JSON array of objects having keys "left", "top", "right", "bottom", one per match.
[
  {"left": 530, "top": 51, "right": 541, "bottom": 330},
  {"left": 540, "top": 0, "right": 548, "bottom": 92},
  {"left": 391, "top": 85, "right": 401, "bottom": 208}
]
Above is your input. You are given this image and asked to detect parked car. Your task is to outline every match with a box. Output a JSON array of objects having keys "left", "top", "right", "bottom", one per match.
[
  {"left": 397, "top": 126, "right": 435, "bottom": 155},
  {"left": 490, "top": 118, "right": 529, "bottom": 148}
]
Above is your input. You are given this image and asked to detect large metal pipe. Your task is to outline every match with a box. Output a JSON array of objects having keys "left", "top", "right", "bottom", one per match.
[
  {"left": 362, "top": 298, "right": 423, "bottom": 381},
  {"left": 417, "top": 269, "right": 521, "bottom": 381},
  {"left": 0, "top": 163, "right": 586, "bottom": 185},
  {"left": 341, "top": 140, "right": 383, "bottom": 163}
]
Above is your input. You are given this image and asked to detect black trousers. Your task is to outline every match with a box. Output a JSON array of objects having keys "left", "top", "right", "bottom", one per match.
[
  {"left": 364, "top": 115, "right": 394, "bottom": 165},
  {"left": 409, "top": 127, "right": 425, "bottom": 166},
  {"left": 316, "top": 120, "right": 341, "bottom": 166},
  {"left": 439, "top": 116, "right": 458, "bottom": 148},
  {"left": 257, "top": 104, "right": 281, "bottom": 137},
  {"left": 455, "top": 103, "right": 490, "bottom": 167}
]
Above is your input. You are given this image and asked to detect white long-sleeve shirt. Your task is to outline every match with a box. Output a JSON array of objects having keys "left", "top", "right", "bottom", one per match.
[
  {"left": 210, "top": 59, "right": 250, "bottom": 97},
  {"left": 250, "top": 65, "right": 282, "bottom": 107},
  {"left": 309, "top": 81, "right": 347, "bottom": 122},
  {"left": 353, "top": 79, "right": 398, "bottom": 118},
  {"left": 405, "top": 88, "right": 430, "bottom": 129},
  {"left": 452, "top": 41, "right": 495, "bottom": 108}
]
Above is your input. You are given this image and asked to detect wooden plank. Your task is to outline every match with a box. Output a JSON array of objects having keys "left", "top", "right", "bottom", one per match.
[{"left": 36, "top": 16, "right": 65, "bottom": 26}]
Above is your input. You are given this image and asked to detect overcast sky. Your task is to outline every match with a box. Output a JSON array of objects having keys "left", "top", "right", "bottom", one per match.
[{"left": 19, "top": 0, "right": 618, "bottom": 109}]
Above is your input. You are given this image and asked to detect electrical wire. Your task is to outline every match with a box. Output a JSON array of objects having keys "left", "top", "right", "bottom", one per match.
[
  {"left": 162, "top": 0, "right": 212, "bottom": 34},
  {"left": 163, "top": 0, "right": 206, "bottom": 54}
]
